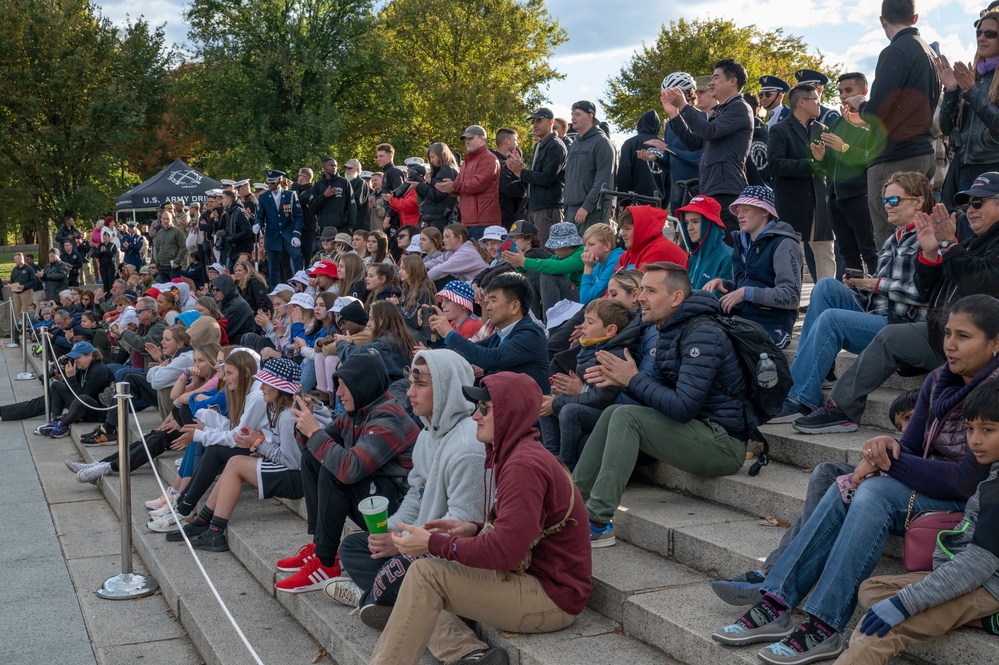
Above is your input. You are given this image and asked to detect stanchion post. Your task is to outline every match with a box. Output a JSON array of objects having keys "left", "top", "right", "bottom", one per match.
[
  {"left": 39, "top": 326, "right": 50, "bottom": 419},
  {"left": 15, "top": 312, "right": 35, "bottom": 381},
  {"left": 5, "top": 297, "right": 18, "bottom": 348},
  {"left": 97, "top": 382, "right": 158, "bottom": 600}
]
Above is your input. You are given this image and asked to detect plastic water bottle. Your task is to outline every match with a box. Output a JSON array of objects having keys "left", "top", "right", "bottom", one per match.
[{"left": 756, "top": 352, "right": 778, "bottom": 389}]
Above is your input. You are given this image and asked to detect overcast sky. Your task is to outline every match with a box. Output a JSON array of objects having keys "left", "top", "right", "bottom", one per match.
[{"left": 95, "top": 0, "right": 987, "bottom": 140}]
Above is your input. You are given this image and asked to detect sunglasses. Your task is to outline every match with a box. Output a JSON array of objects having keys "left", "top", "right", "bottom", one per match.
[
  {"left": 978, "top": 29, "right": 999, "bottom": 39},
  {"left": 475, "top": 401, "right": 491, "bottom": 416},
  {"left": 402, "top": 366, "right": 428, "bottom": 383},
  {"left": 965, "top": 197, "right": 998, "bottom": 210},
  {"left": 881, "top": 196, "right": 920, "bottom": 207}
]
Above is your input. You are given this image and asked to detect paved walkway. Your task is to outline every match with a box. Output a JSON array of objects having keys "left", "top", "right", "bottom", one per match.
[{"left": 0, "top": 344, "right": 201, "bottom": 664}]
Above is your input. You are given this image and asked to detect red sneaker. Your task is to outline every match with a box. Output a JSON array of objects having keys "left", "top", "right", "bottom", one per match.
[
  {"left": 274, "top": 554, "right": 343, "bottom": 594},
  {"left": 276, "top": 542, "right": 315, "bottom": 572}
]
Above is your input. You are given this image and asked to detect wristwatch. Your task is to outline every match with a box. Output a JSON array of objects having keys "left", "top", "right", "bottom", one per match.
[
  {"left": 938, "top": 239, "right": 955, "bottom": 251},
  {"left": 840, "top": 143, "right": 849, "bottom": 153}
]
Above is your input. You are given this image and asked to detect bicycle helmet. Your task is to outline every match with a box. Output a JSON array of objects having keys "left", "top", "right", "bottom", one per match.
[{"left": 661, "top": 71, "right": 696, "bottom": 92}]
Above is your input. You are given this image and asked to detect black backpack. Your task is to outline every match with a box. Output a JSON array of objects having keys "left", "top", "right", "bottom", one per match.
[{"left": 678, "top": 314, "right": 792, "bottom": 475}]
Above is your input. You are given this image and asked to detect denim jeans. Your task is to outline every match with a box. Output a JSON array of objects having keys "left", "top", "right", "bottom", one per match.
[
  {"left": 762, "top": 461, "right": 855, "bottom": 570},
  {"left": 539, "top": 403, "right": 601, "bottom": 468},
  {"left": 761, "top": 474, "right": 965, "bottom": 633},
  {"left": 789, "top": 278, "right": 887, "bottom": 409},
  {"left": 300, "top": 358, "right": 317, "bottom": 394}
]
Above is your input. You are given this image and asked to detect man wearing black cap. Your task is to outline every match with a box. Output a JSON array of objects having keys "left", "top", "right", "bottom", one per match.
[
  {"left": 663, "top": 58, "right": 754, "bottom": 237},
  {"left": 564, "top": 101, "right": 616, "bottom": 232},
  {"left": 506, "top": 108, "right": 567, "bottom": 244},
  {"left": 759, "top": 76, "right": 791, "bottom": 130},
  {"left": 310, "top": 158, "right": 356, "bottom": 245},
  {"left": 254, "top": 169, "right": 304, "bottom": 287},
  {"left": 794, "top": 69, "right": 841, "bottom": 126},
  {"left": 841, "top": 0, "right": 940, "bottom": 245}
]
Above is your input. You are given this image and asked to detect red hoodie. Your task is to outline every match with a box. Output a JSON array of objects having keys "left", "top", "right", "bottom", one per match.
[
  {"left": 427, "top": 372, "right": 592, "bottom": 615},
  {"left": 615, "top": 205, "right": 688, "bottom": 271}
]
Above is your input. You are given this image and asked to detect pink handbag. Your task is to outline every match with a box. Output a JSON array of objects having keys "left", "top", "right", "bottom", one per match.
[{"left": 902, "top": 414, "right": 964, "bottom": 572}]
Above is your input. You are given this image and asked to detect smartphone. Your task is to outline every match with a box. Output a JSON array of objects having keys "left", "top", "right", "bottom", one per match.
[
  {"left": 844, "top": 269, "right": 865, "bottom": 279},
  {"left": 498, "top": 237, "right": 516, "bottom": 255},
  {"left": 421, "top": 305, "right": 437, "bottom": 342}
]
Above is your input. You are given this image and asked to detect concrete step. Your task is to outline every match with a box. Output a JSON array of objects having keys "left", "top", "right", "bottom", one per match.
[
  {"left": 70, "top": 418, "right": 676, "bottom": 665},
  {"left": 67, "top": 427, "right": 330, "bottom": 665}
]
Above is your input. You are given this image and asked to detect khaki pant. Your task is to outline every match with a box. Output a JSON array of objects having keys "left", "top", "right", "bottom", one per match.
[
  {"left": 13, "top": 288, "right": 33, "bottom": 320},
  {"left": 808, "top": 240, "right": 837, "bottom": 282},
  {"left": 832, "top": 573, "right": 999, "bottom": 665},
  {"left": 369, "top": 558, "right": 577, "bottom": 665}
]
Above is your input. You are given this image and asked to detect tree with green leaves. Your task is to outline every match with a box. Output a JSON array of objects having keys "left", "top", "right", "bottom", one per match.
[
  {"left": 0, "top": 0, "right": 170, "bottom": 252},
  {"left": 602, "top": 18, "right": 841, "bottom": 133},
  {"left": 174, "top": 0, "right": 390, "bottom": 176},
  {"left": 373, "top": 0, "right": 567, "bottom": 160}
]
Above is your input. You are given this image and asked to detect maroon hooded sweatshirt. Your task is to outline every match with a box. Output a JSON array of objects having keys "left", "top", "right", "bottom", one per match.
[{"left": 426, "top": 371, "right": 592, "bottom": 615}]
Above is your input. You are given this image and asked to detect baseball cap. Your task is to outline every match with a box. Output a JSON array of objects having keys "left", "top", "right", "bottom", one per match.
[
  {"left": 66, "top": 341, "right": 95, "bottom": 358},
  {"left": 954, "top": 172, "right": 999, "bottom": 205},
  {"left": 460, "top": 125, "right": 487, "bottom": 139},
  {"left": 571, "top": 100, "right": 596, "bottom": 115},
  {"left": 479, "top": 226, "right": 507, "bottom": 243},
  {"left": 527, "top": 107, "right": 554, "bottom": 120}
]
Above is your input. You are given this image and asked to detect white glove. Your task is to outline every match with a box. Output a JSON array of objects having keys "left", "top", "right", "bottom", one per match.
[
  {"left": 252, "top": 224, "right": 260, "bottom": 234},
  {"left": 291, "top": 237, "right": 301, "bottom": 248}
]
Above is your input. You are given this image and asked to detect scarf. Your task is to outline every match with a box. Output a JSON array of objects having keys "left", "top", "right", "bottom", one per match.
[{"left": 978, "top": 56, "right": 999, "bottom": 76}]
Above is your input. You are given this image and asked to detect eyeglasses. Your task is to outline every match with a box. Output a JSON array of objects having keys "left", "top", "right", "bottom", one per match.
[
  {"left": 881, "top": 196, "right": 920, "bottom": 207},
  {"left": 134, "top": 307, "right": 150, "bottom": 313},
  {"left": 402, "top": 366, "right": 429, "bottom": 383},
  {"left": 978, "top": 29, "right": 999, "bottom": 39},
  {"left": 804, "top": 97, "right": 820, "bottom": 102},
  {"left": 759, "top": 91, "right": 777, "bottom": 98},
  {"left": 475, "top": 401, "right": 491, "bottom": 416}
]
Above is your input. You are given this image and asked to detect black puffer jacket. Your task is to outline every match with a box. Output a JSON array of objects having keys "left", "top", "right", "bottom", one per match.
[
  {"left": 212, "top": 274, "right": 255, "bottom": 341},
  {"left": 626, "top": 290, "right": 749, "bottom": 440},
  {"left": 416, "top": 164, "right": 460, "bottom": 227}
]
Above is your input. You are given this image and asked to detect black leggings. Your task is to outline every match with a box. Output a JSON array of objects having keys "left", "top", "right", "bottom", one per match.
[
  {"left": 50, "top": 381, "right": 103, "bottom": 424},
  {"left": 176, "top": 444, "right": 251, "bottom": 515},
  {"left": 101, "top": 428, "right": 179, "bottom": 473}
]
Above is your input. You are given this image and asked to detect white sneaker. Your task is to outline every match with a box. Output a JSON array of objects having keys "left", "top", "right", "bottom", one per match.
[
  {"left": 174, "top": 458, "right": 182, "bottom": 467},
  {"left": 76, "top": 462, "right": 112, "bottom": 484},
  {"left": 64, "top": 460, "right": 90, "bottom": 474},
  {"left": 147, "top": 511, "right": 190, "bottom": 533},
  {"left": 324, "top": 578, "right": 362, "bottom": 607},
  {"left": 149, "top": 497, "right": 178, "bottom": 519},
  {"left": 145, "top": 488, "right": 179, "bottom": 510}
]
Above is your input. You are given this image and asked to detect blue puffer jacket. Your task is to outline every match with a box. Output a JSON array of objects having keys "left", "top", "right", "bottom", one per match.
[{"left": 625, "top": 290, "right": 749, "bottom": 441}]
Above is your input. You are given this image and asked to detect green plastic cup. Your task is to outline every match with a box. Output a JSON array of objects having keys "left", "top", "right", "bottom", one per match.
[{"left": 358, "top": 495, "right": 390, "bottom": 534}]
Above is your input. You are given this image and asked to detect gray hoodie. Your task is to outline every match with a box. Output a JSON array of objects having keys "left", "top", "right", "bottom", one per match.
[
  {"left": 385, "top": 349, "right": 488, "bottom": 529},
  {"left": 564, "top": 125, "right": 617, "bottom": 213},
  {"left": 897, "top": 463, "right": 999, "bottom": 615}
]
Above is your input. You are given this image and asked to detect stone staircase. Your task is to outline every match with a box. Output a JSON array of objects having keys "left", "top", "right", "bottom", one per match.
[{"left": 48, "top": 323, "right": 999, "bottom": 665}]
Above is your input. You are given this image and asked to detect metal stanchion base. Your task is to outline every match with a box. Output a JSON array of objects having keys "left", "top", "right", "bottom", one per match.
[
  {"left": 14, "top": 371, "right": 35, "bottom": 381},
  {"left": 5, "top": 342, "right": 19, "bottom": 348},
  {"left": 96, "top": 572, "right": 159, "bottom": 600}
]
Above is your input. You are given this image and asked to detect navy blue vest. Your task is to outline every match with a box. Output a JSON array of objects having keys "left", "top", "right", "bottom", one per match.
[{"left": 732, "top": 231, "right": 796, "bottom": 346}]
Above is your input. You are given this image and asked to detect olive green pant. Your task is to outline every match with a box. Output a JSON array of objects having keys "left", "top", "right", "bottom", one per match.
[{"left": 572, "top": 404, "right": 746, "bottom": 524}]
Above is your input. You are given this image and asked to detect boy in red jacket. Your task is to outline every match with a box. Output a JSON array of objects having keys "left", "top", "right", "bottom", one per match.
[
  {"left": 614, "top": 205, "right": 688, "bottom": 271},
  {"left": 369, "top": 371, "right": 591, "bottom": 665}
]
